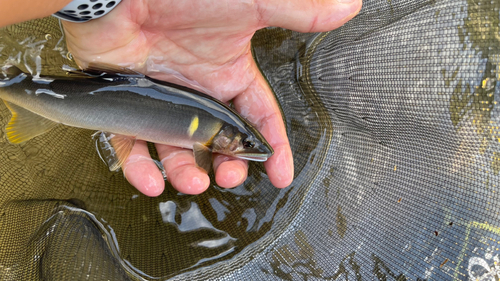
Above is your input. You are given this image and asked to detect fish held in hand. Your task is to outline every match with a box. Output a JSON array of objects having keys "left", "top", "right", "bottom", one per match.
[{"left": 0, "top": 64, "right": 274, "bottom": 172}]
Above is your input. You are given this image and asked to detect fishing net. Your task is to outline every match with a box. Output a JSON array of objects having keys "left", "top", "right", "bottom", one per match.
[{"left": 0, "top": 0, "right": 499, "bottom": 280}]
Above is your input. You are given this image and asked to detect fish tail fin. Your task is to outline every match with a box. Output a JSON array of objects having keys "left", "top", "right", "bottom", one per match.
[{"left": 3, "top": 101, "right": 59, "bottom": 144}]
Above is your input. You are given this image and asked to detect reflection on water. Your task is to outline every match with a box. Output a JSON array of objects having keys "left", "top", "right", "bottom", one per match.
[
  {"left": 269, "top": 231, "right": 325, "bottom": 279},
  {"left": 0, "top": 18, "right": 330, "bottom": 279}
]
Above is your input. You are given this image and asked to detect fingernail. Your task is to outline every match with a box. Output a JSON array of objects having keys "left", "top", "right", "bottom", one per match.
[{"left": 337, "top": 0, "right": 356, "bottom": 3}]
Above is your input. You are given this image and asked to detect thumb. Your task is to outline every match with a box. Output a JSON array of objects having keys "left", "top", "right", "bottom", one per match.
[{"left": 260, "top": 0, "right": 362, "bottom": 33}]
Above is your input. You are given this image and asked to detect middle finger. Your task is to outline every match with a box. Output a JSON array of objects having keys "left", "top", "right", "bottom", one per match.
[{"left": 156, "top": 144, "right": 211, "bottom": 195}]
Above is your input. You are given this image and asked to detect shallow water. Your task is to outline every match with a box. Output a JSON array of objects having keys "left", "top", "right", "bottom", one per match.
[
  {"left": 0, "top": 18, "right": 330, "bottom": 279},
  {"left": 3, "top": 1, "right": 499, "bottom": 280}
]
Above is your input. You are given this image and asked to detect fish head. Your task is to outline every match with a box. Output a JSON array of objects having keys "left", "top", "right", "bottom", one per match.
[{"left": 211, "top": 124, "right": 274, "bottom": 162}]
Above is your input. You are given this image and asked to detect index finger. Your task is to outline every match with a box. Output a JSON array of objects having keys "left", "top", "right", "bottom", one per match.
[{"left": 233, "top": 62, "right": 294, "bottom": 188}]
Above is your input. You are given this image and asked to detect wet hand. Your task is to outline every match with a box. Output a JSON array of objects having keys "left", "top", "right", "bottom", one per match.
[{"left": 62, "top": 0, "right": 362, "bottom": 196}]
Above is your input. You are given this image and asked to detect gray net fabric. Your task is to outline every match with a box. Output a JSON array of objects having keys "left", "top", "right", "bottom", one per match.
[{"left": 0, "top": 0, "right": 499, "bottom": 280}]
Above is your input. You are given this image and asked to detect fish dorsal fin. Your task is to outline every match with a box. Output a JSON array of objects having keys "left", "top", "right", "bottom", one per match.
[
  {"left": 65, "top": 69, "right": 101, "bottom": 79},
  {"left": 66, "top": 63, "right": 144, "bottom": 79},
  {"left": 1, "top": 65, "right": 23, "bottom": 80},
  {"left": 3, "top": 101, "right": 59, "bottom": 144},
  {"left": 193, "top": 142, "right": 213, "bottom": 173},
  {"left": 86, "top": 63, "right": 144, "bottom": 77}
]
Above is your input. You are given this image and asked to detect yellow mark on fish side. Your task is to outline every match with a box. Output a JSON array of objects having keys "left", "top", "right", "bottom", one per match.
[
  {"left": 482, "top": 78, "right": 490, "bottom": 89},
  {"left": 188, "top": 116, "right": 199, "bottom": 137}
]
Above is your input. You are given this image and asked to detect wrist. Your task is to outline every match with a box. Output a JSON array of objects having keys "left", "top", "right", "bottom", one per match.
[
  {"left": 0, "top": 0, "right": 71, "bottom": 27},
  {"left": 52, "top": 0, "right": 122, "bottom": 23}
]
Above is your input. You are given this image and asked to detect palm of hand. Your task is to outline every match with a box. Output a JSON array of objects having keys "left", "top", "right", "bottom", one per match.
[
  {"left": 68, "top": 1, "right": 262, "bottom": 85},
  {"left": 61, "top": 0, "right": 361, "bottom": 196}
]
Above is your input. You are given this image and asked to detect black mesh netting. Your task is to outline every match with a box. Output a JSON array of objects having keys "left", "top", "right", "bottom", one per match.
[{"left": 0, "top": 0, "right": 499, "bottom": 280}]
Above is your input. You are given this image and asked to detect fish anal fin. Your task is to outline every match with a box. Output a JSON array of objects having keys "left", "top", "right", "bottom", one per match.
[
  {"left": 108, "top": 133, "right": 136, "bottom": 171},
  {"left": 3, "top": 101, "right": 59, "bottom": 144},
  {"left": 193, "top": 142, "right": 212, "bottom": 173}
]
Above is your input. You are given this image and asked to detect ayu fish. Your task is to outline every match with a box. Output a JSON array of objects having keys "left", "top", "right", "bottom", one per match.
[{"left": 0, "top": 64, "right": 273, "bottom": 172}]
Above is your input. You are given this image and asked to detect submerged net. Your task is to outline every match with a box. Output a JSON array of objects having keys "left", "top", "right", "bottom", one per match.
[{"left": 0, "top": 0, "right": 499, "bottom": 280}]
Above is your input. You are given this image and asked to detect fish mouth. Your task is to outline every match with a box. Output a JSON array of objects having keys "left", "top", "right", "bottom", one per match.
[
  {"left": 234, "top": 142, "right": 274, "bottom": 162},
  {"left": 235, "top": 154, "right": 272, "bottom": 162}
]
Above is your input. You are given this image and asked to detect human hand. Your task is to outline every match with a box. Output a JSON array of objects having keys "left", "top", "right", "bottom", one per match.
[{"left": 62, "top": 0, "right": 362, "bottom": 196}]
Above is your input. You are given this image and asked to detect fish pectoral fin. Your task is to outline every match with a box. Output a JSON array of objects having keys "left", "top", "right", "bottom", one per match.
[
  {"left": 193, "top": 143, "right": 212, "bottom": 173},
  {"left": 107, "top": 133, "right": 136, "bottom": 171},
  {"left": 3, "top": 101, "right": 59, "bottom": 144}
]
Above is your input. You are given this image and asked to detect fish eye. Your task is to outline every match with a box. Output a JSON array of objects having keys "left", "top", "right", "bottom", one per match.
[{"left": 243, "top": 139, "right": 255, "bottom": 148}]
